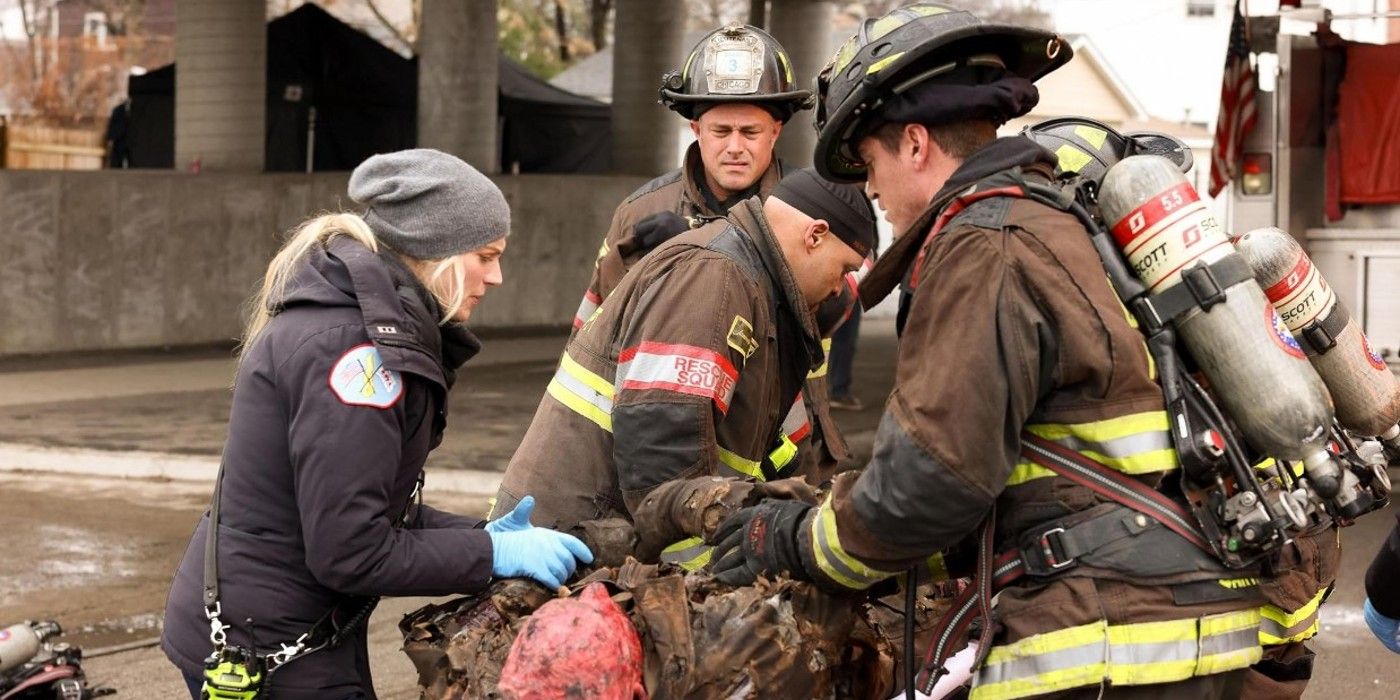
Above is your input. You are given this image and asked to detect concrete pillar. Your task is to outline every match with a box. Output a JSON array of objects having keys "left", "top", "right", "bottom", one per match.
[
  {"left": 769, "top": 0, "right": 833, "bottom": 168},
  {"left": 612, "top": 0, "right": 687, "bottom": 175},
  {"left": 174, "top": 0, "right": 266, "bottom": 171},
  {"left": 418, "top": 0, "right": 498, "bottom": 173}
]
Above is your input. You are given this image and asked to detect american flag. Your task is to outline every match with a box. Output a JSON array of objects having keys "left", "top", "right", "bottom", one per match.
[{"left": 1209, "top": 1, "right": 1258, "bottom": 197}]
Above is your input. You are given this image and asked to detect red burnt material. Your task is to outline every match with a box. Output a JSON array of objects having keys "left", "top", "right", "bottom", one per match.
[{"left": 498, "top": 582, "right": 647, "bottom": 700}]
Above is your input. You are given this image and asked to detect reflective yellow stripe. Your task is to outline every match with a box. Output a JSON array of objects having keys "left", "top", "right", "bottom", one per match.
[
  {"left": 1259, "top": 586, "right": 1326, "bottom": 645},
  {"left": 1007, "top": 412, "right": 1178, "bottom": 486},
  {"left": 922, "top": 552, "right": 950, "bottom": 583},
  {"left": 659, "top": 536, "right": 714, "bottom": 571},
  {"left": 546, "top": 352, "right": 615, "bottom": 431},
  {"left": 867, "top": 51, "right": 904, "bottom": 74},
  {"left": 768, "top": 434, "right": 798, "bottom": 470},
  {"left": 807, "top": 338, "right": 833, "bottom": 379},
  {"left": 808, "top": 496, "right": 897, "bottom": 590},
  {"left": 972, "top": 611, "right": 1263, "bottom": 700},
  {"left": 561, "top": 352, "right": 614, "bottom": 399},
  {"left": 717, "top": 446, "right": 765, "bottom": 480}
]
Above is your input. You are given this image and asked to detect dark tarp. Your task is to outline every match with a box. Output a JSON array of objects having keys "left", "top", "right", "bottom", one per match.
[
  {"left": 498, "top": 55, "right": 611, "bottom": 173},
  {"left": 122, "top": 4, "right": 610, "bottom": 173},
  {"left": 264, "top": 3, "right": 417, "bottom": 172},
  {"left": 125, "top": 64, "right": 173, "bottom": 168}
]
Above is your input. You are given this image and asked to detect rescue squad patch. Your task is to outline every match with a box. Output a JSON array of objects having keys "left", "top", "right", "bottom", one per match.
[
  {"left": 329, "top": 344, "right": 403, "bottom": 408},
  {"left": 726, "top": 315, "right": 758, "bottom": 359}
]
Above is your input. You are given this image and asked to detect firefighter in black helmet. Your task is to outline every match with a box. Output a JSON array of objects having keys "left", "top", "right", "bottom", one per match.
[
  {"left": 554, "top": 23, "right": 856, "bottom": 507},
  {"left": 573, "top": 23, "right": 816, "bottom": 326}
]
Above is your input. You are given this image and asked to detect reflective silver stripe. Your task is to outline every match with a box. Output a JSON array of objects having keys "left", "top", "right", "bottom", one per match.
[
  {"left": 573, "top": 290, "right": 601, "bottom": 328},
  {"left": 781, "top": 396, "right": 810, "bottom": 442},
  {"left": 1050, "top": 431, "right": 1173, "bottom": 461},
  {"left": 972, "top": 613, "right": 1263, "bottom": 700},
  {"left": 552, "top": 362, "right": 614, "bottom": 414},
  {"left": 1200, "top": 626, "right": 1261, "bottom": 658},
  {"left": 812, "top": 506, "right": 886, "bottom": 588}
]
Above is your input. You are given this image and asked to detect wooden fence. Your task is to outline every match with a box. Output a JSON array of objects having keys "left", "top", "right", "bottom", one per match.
[{"left": 0, "top": 118, "right": 105, "bottom": 170}]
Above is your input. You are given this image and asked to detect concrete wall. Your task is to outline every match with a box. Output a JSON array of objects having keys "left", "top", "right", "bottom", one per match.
[{"left": 0, "top": 171, "right": 642, "bottom": 357}]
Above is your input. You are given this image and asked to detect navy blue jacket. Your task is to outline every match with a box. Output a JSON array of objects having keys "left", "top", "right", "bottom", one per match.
[{"left": 161, "top": 237, "right": 492, "bottom": 698}]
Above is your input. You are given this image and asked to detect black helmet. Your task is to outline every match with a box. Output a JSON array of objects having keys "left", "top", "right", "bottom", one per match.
[
  {"left": 659, "top": 24, "right": 814, "bottom": 123},
  {"left": 1022, "top": 116, "right": 1193, "bottom": 184},
  {"left": 813, "top": 3, "right": 1071, "bottom": 182}
]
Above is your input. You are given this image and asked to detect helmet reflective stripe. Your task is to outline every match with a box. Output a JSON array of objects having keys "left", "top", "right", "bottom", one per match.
[{"left": 813, "top": 2, "right": 1070, "bottom": 182}]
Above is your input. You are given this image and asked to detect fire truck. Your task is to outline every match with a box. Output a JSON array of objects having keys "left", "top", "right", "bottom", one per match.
[{"left": 1226, "top": 2, "right": 1400, "bottom": 366}]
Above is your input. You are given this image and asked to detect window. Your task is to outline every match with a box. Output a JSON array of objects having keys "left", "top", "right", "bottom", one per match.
[
  {"left": 83, "top": 12, "right": 108, "bottom": 47},
  {"left": 1186, "top": 0, "right": 1216, "bottom": 18}
]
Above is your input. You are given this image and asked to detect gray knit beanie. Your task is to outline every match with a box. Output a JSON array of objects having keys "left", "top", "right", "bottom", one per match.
[{"left": 348, "top": 148, "right": 511, "bottom": 260}]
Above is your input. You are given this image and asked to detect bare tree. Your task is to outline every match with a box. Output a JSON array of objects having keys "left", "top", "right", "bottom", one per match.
[
  {"left": 589, "top": 0, "right": 613, "bottom": 50},
  {"left": 554, "top": 0, "right": 570, "bottom": 61},
  {"left": 16, "top": 0, "right": 58, "bottom": 81},
  {"left": 365, "top": 0, "right": 417, "bottom": 53}
]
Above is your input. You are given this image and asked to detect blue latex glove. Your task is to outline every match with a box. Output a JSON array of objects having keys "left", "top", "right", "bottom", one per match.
[
  {"left": 485, "top": 496, "right": 536, "bottom": 534},
  {"left": 1364, "top": 598, "right": 1400, "bottom": 654},
  {"left": 488, "top": 517, "right": 593, "bottom": 590}
]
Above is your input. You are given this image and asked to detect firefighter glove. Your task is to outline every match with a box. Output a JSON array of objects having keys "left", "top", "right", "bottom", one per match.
[
  {"left": 708, "top": 499, "right": 812, "bottom": 586},
  {"left": 634, "top": 211, "right": 692, "bottom": 252},
  {"left": 488, "top": 521, "right": 594, "bottom": 590},
  {"left": 485, "top": 495, "right": 536, "bottom": 534}
]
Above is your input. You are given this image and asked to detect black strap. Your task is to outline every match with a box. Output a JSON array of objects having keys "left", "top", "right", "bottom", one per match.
[
  {"left": 1299, "top": 304, "right": 1350, "bottom": 356},
  {"left": 1129, "top": 255, "right": 1256, "bottom": 335},
  {"left": 203, "top": 459, "right": 421, "bottom": 656},
  {"left": 202, "top": 458, "right": 225, "bottom": 610},
  {"left": 915, "top": 435, "right": 1216, "bottom": 688},
  {"left": 1019, "top": 434, "right": 1213, "bottom": 554}
]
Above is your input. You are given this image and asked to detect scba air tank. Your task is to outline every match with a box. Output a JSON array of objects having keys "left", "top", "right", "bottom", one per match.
[
  {"left": 1235, "top": 227, "right": 1400, "bottom": 448},
  {"left": 0, "top": 622, "right": 42, "bottom": 674},
  {"left": 1097, "top": 156, "right": 1336, "bottom": 468}
]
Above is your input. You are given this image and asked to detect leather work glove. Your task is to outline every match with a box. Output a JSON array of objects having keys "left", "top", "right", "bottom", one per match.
[
  {"left": 634, "top": 211, "right": 692, "bottom": 251},
  {"left": 488, "top": 514, "right": 594, "bottom": 590},
  {"left": 485, "top": 495, "right": 537, "bottom": 534},
  {"left": 708, "top": 499, "right": 812, "bottom": 586},
  {"left": 1364, "top": 598, "right": 1400, "bottom": 654}
]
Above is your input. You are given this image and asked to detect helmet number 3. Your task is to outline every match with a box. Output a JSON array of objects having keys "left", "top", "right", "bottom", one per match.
[{"left": 717, "top": 50, "right": 752, "bottom": 77}]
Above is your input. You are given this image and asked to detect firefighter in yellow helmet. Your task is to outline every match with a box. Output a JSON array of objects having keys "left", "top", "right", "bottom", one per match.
[{"left": 709, "top": 5, "right": 1303, "bottom": 698}]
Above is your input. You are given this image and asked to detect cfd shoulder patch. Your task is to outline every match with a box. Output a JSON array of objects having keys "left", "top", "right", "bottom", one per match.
[
  {"left": 726, "top": 315, "right": 758, "bottom": 360},
  {"left": 329, "top": 344, "right": 403, "bottom": 408}
]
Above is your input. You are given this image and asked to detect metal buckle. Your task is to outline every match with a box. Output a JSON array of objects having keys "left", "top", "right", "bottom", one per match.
[{"left": 1024, "top": 526, "right": 1073, "bottom": 576}]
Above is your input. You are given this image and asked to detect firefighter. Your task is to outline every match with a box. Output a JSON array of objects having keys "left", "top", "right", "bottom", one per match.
[
  {"left": 160, "top": 150, "right": 590, "bottom": 699},
  {"left": 574, "top": 23, "right": 814, "bottom": 323},
  {"left": 573, "top": 23, "right": 855, "bottom": 486},
  {"left": 496, "top": 167, "right": 876, "bottom": 570},
  {"left": 710, "top": 5, "right": 1285, "bottom": 698}
]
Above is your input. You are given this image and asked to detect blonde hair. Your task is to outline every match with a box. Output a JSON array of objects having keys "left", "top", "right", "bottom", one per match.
[
  {"left": 405, "top": 255, "right": 470, "bottom": 325},
  {"left": 239, "top": 212, "right": 467, "bottom": 361}
]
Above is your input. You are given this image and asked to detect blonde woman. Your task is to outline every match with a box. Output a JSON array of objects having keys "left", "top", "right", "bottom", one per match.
[{"left": 160, "top": 149, "right": 591, "bottom": 699}]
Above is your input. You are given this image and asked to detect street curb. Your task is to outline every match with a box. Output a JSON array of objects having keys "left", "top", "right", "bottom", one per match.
[{"left": 0, "top": 442, "right": 504, "bottom": 496}]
